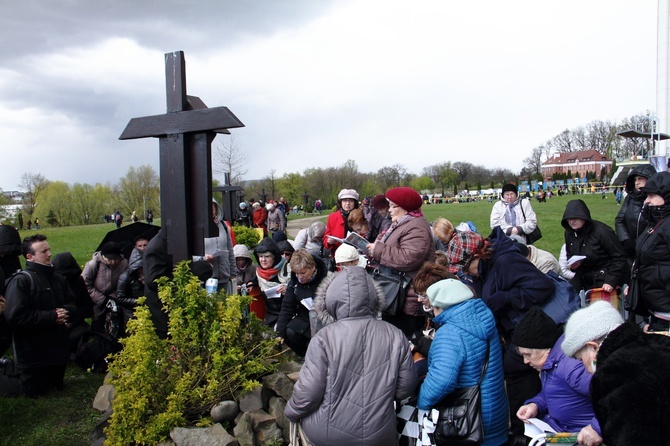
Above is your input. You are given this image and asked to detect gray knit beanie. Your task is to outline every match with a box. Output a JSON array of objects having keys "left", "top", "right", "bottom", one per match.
[{"left": 561, "top": 301, "right": 623, "bottom": 357}]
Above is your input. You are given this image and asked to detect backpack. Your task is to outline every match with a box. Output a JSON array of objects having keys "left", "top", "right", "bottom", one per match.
[
  {"left": 74, "top": 329, "right": 121, "bottom": 373},
  {"left": 541, "top": 271, "right": 582, "bottom": 324}
]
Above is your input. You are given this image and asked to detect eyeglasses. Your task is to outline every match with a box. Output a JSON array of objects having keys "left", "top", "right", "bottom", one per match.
[{"left": 281, "top": 251, "right": 293, "bottom": 257}]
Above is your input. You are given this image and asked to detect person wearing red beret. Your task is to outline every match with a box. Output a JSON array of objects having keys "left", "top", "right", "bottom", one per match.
[{"left": 366, "top": 187, "right": 435, "bottom": 337}]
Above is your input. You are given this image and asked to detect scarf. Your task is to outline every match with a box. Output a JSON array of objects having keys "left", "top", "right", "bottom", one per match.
[
  {"left": 256, "top": 257, "right": 287, "bottom": 282},
  {"left": 504, "top": 201, "right": 518, "bottom": 226}
]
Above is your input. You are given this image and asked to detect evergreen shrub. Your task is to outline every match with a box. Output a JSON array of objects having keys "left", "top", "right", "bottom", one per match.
[
  {"left": 104, "top": 261, "right": 280, "bottom": 445},
  {"left": 232, "top": 225, "right": 261, "bottom": 250}
]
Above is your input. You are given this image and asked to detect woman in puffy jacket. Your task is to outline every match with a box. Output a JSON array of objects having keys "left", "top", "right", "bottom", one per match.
[
  {"left": 285, "top": 267, "right": 417, "bottom": 446},
  {"left": 418, "top": 275, "right": 509, "bottom": 446},
  {"left": 615, "top": 164, "right": 656, "bottom": 259}
]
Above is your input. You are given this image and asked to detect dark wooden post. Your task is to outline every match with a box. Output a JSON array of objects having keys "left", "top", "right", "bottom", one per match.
[{"left": 119, "top": 51, "right": 244, "bottom": 262}]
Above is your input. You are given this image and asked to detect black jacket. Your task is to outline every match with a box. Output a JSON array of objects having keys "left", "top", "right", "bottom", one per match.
[
  {"left": 276, "top": 255, "right": 330, "bottom": 339},
  {"left": 52, "top": 252, "right": 94, "bottom": 319},
  {"left": 591, "top": 322, "right": 670, "bottom": 446},
  {"left": 635, "top": 171, "right": 670, "bottom": 313},
  {"left": 4, "top": 261, "right": 80, "bottom": 368},
  {"left": 615, "top": 164, "right": 657, "bottom": 256},
  {"left": 116, "top": 248, "right": 144, "bottom": 308},
  {"left": 562, "top": 199, "right": 628, "bottom": 291}
]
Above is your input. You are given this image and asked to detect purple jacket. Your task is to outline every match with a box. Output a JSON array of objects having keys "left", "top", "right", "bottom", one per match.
[{"left": 526, "top": 334, "right": 600, "bottom": 434}]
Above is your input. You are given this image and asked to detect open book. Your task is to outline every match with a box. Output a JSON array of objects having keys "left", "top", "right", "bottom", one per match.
[{"left": 327, "top": 232, "right": 370, "bottom": 256}]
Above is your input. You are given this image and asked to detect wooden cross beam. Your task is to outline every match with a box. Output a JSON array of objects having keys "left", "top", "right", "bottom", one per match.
[{"left": 119, "top": 51, "right": 244, "bottom": 263}]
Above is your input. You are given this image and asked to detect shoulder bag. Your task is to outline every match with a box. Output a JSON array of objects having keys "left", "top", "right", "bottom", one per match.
[
  {"left": 519, "top": 201, "right": 542, "bottom": 245},
  {"left": 624, "top": 259, "right": 640, "bottom": 313},
  {"left": 366, "top": 263, "right": 411, "bottom": 316},
  {"left": 431, "top": 341, "right": 490, "bottom": 446}
]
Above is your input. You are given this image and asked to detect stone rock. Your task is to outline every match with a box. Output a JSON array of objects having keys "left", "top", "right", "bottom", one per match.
[
  {"left": 262, "top": 372, "right": 295, "bottom": 401},
  {"left": 255, "top": 422, "right": 283, "bottom": 445},
  {"left": 170, "top": 424, "right": 239, "bottom": 446},
  {"left": 237, "top": 385, "right": 267, "bottom": 413},
  {"left": 91, "top": 407, "right": 112, "bottom": 446},
  {"left": 232, "top": 413, "right": 255, "bottom": 446},
  {"left": 286, "top": 371, "right": 300, "bottom": 382},
  {"left": 276, "top": 360, "right": 302, "bottom": 375},
  {"left": 211, "top": 400, "right": 239, "bottom": 423},
  {"left": 92, "top": 384, "right": 115, "bottom": 412},
  {"left": 247, "top": 410, "right": 275, "bottom": 431},
  {"left": 268, "top": 396, "right": 289, "bottom": 443},
  {"left": 157, "top": 440, "right": 176, "bottom": 446}
]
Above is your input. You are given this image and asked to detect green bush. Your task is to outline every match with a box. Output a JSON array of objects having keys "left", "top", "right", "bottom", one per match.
[
  {"left": 104, "top": 262, "right": 280, "bottom": 445},
  {"left": 232, "top": 225, "right": 261, "bottom": 250}
]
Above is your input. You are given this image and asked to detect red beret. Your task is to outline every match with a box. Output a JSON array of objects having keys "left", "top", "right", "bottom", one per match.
[
  {"left": 371, "top": 194, "right": 388, "bottom": 210},
  {"left": 385, "top": 187, "right": 422, "bottom": 212}
]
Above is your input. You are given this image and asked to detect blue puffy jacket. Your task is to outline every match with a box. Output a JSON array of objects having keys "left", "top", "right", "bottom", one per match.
[{"left": 417, "top": 298, "right": 509, "bottom": 446}]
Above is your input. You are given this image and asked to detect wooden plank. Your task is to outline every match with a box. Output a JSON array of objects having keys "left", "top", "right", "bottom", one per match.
[{"left": 119, "top": 107, "right": 244, "bottom": 140}]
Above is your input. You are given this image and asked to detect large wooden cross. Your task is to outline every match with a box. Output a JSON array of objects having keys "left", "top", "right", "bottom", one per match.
[{"left": 119, "top": 51, "right": 244, "bottom": 262}]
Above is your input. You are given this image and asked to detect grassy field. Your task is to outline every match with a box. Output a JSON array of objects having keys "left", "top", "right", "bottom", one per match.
[{"left": 0, "top": 195, "right": 621, "bottom": 445}]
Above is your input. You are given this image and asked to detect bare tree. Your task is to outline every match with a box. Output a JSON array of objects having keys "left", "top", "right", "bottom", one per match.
[
  {"left": 523, "top": 146, "right": 545, "bottom": 176},
  {"left": 550, "top": 129, "right": 574, "bottom": 153},
  {"left": 19, "top": 172, "right": 49, "bottom": 219},
  {"left": 213, "top": 134, "right": 248, "bottom": 186}
]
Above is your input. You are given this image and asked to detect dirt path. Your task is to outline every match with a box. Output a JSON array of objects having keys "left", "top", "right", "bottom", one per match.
[{"left": 285, "top": 214, "right": 327, "bottom": 239}]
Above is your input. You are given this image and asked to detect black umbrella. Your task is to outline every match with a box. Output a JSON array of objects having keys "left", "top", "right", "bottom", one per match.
[{"left": 96, "top": 222, "right": 161, "bottom": 259}]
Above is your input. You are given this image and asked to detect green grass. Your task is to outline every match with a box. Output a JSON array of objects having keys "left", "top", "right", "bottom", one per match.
[
  {"left": 0, "top": 199, "right": 621, "bottom": 445},
  {"left": 420, "top": 192, "right": 621, "bottom": 256}
]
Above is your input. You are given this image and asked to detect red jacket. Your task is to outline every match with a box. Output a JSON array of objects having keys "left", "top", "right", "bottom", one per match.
[
  {"left": 323, "top": 211, "right": 347, "bottom": 249},
  {"left": 252, "top": 208, "right": 268, "bottom": 236}
]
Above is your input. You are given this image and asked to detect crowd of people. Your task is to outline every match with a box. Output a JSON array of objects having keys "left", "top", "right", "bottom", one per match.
[{"left": 2, "top": 170, "right": 670, "bottom": 446}]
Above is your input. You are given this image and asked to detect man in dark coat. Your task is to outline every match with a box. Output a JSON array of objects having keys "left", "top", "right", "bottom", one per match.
[
  {"left": 562, "top": 199, "right": 628, "bottom": 293},
  {"left": 615, "top": 164, "right": 656, "bottom": 259},
  {"left": 1, "top": 234, "right": 81, "bottom": 397}
]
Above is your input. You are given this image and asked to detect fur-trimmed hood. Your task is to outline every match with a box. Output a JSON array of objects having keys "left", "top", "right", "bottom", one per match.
[{"left": 313, "top": 267, "right": 385, "bottom": 326}]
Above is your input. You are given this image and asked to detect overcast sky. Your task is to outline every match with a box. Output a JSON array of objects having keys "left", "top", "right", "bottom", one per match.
[{"left": 0, "top": 0, "right": 658, "bottom": 192}]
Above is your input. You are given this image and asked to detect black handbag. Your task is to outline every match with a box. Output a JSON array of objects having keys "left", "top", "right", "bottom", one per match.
[
  {"left": 366, "top": 264, "right": 411, "bottom": 316},
  {"left": 624, "top": 261, "right": 639, "bottom": 312},
  {"left": 433, "top": 342, "right": 489, "bottom": 446},
  {"left": 520, "top": 202, "right": 542, "bottom": 244}
]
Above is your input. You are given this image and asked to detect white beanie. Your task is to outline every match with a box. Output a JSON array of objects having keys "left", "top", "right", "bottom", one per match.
[
  {"left": 266, "top": 203, "right": 275, "bottom": 211},
  {"left": 426, "top": 278, "right": 474, "bottom": 309},
  {"left": 334, "top": 244, "right": 359, "bottom": 264},
  {"left": 233, "top": 244, "right": 252, "bottom": 260},
  {"left": 561, "top": 301, "right": 624, "bottom": 357}
]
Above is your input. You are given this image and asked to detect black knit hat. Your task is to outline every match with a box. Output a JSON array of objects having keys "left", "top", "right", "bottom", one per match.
[
  {"left": 512, "top": 306, "right": 562, "bottom": 349},
  {"left": 502, "top": 184, "right": 517, "bottom": 196}
]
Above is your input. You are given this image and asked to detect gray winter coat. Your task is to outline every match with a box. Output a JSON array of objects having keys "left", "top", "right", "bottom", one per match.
[
  {"left": 285, "top": 267, "right": 417, "bottom": 446},
  {"left": 192, "top": 200, "right": 236, "bottom": 292}
]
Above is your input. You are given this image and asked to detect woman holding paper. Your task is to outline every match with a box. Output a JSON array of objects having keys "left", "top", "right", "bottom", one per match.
[
  {"left": 366, "top": 187, "right": 435, "bottom": 337},
  {"left": 276, "top": 249, "right": 332, "bottom": 357},
  {"left": 253, "top": 237, "right": 290, "bottom": 329},
  {"left": 514, "top": 307, "right": 601, "bottom": 445},
  {"left": 323, "top": 189, "right": 359, "bottom": 251},
  {"left": 561, "top": 199, "right": 627, "bottom": 294}
]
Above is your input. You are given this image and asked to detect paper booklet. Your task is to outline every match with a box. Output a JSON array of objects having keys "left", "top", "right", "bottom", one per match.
[
  {"left": 523, "top": 417, "right": 557, "bottom": 438},
  {"left": 327, "top": 232, "right": 370, "bottom": 256},
  {"left": 567, "top": 255, "right": 586, "bottom": 267}
]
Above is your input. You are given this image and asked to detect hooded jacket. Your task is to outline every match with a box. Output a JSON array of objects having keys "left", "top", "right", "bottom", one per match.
[
  {"left": 192, "top": 200, "right": 236, "bottom": 291},
  {"left": 285, "top": 268, "right": 417, "bottom": 446},
  {"left": 417, "top": 298, "right": 509, "bottom": 446},
  {"left": 254, "top": 237, "right": 289, "bottom": 327},
  {"left": 477, "top": 226, "right": 555, "bottom": 336},
  {"left": 52, "top": 252, "right": 94, "bottom": 319},
  {"left": 634, "top": 171, "right": 670, "bottom": 313},
  {"left": 276, "top": 255, "right": 331, "bottom": 340},
  {"left": 615, "top": 164, "right": 657, "bottom": 256},
  {"left": 561, "top": 199, "right": 628, "bottom": 292}
]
